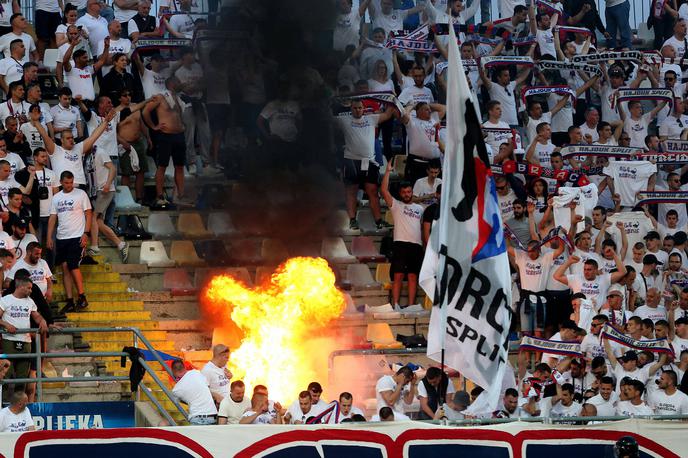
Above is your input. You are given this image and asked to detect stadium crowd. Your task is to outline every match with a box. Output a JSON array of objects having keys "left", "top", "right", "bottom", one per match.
[{"left": 1, "top": 0, "right": 688, "bottom": 431}]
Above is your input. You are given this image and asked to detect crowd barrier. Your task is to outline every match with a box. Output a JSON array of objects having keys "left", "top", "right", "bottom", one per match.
[{"left": 0, "top": 418, "right": 683, "bottom": 457}]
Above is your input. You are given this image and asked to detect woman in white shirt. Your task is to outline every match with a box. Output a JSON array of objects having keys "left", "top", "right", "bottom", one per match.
[
  {"left": 367, "top": 59, "right": 394, "bottom": 93},
  {"left": 55, "top": 4, "right": 84, "bottom": 48}
]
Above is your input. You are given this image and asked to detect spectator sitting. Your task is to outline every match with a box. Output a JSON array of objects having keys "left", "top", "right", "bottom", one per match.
[
  {"left": 443, "top": 390, "right": 471, "bottom": 420},
  {"left": 240, "top": 392, "right": 283, "bottom": 424},
  {"left": 170, "top": 359, "right": 218, "bottom": 425},
  {"left": 372, "top": 406, "right": 409, "bottom": 421},
  {"left": 285, "top": 390, "right": 314, "bottom": 424},
  {"left": 0, "top": 391, "right": 34, "bottom": 432},
  {"left": 337, "top": 391, "right": 365, "bottom": 422},
  {"left": 217, "top": 380, "right": 250, "bottom": 425}
]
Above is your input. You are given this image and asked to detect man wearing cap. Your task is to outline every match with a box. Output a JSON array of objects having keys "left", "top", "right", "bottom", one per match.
[
  {"left": 604, "top": 339, "right": 667, "bottom": 395},
  {"left": 9, "top": 216, "right": 36, "bottom": 261},
  {"left": 600, "top": 66, "right": 626, "bottom": 125},
  {"left": 645, "top": 231, "right": 669, "bottom": 266},
  {"left": 634, "top": 288, "right": 668, "bottom": 324},
  {"left": 554, "top": 252, "right": 626, "bottom": 309},
  {"left": 638, "top": 254, "right": 662, "bottom": 299},
  {"left": 600, "top": 287, "right": 629, "bottom": 328}
]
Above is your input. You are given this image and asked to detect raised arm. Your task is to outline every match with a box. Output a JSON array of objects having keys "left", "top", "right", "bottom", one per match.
[
  {"left": 93, "top": 37, "right": 111, "bottom": 73},
  {"left": 31, "top": 119, "right": 55, "bottom": 154},
  {"left": 82, "top": 109, "right": 116, "bottom": 153},
  {"left": 380, "top": 160, "right": 394, "bottom": 207},
  {"left": 554, "top": 255, "right": 580, "bottom": 286},
  {"left": 603, "top": 336, "right": 619, "bottom": 368},
  {"left": 608, "top": 249, "right": 627, "bottom": 283}
]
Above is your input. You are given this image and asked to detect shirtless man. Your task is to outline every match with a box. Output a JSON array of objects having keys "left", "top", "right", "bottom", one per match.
[
  {"left": 117, "top": 89, "right": 150, "bottom": 203},
  {"left": 142, "top": 76, "right": 187, "bottom": 207}
]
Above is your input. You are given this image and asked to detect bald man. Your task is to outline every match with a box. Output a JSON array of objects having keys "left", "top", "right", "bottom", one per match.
[{"left": 201, "top": 344, "right": 233, "bottom": 403}]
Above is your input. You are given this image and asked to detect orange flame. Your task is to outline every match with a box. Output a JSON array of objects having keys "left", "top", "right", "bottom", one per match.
[{"left": 202, "top": 257, "right": 346, "bottom": 402}]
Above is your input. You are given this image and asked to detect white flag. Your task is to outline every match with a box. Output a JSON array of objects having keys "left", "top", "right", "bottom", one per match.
[{"left": 419, "top": 22, "right": 513, "bottom": 413}]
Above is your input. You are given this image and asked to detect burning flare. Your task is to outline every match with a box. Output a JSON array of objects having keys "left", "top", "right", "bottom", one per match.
[{"left": 202, "top": 257, "right": 346, "bottom": 402}]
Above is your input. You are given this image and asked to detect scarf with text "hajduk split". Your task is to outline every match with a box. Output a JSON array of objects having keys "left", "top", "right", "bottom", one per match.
[
  {"left": 559, "top": 145, "right": 643, "bottom": 160},
  {"left": 635, "top": 191, "right": 688, "bottom": 206},
  {"left": 521, "top": 85, "right": 577, "bottom": 106},
  {"left": 613, "top": 88, "right": 673, "bottom": 110},
  {"left": 571, "top": 50, "right": 643, "bottom": 64},
  {"left": 342, "top": 92, "right": 406, "bottom": 114},
  {"left": 490, "top": 159, "right": 601, "bottom": 185},
  {"left": 553, "top": 25, "right": 592, "bottom": 36},
  {"left": 601, "top": 323, "right": 675, "bottom": 357},
  {"left": 504, "top": 225, "right": 573, "bottom": 252},
  {"left": 537, "top": 59, "right": 602, "bottom": 76},
  {"left": 519, "top": 335, "right": 583, "bottom": 357}
]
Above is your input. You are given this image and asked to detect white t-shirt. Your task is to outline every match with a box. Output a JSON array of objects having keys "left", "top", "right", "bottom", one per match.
[
  {"left": 337, "top": 114, "right": 379, "bottom": 161},
  {"left": 20, "top": 122, "right": 44, "bottom": 153},
  {"left": 603, "top": 161, "right": 657, "bottom": 207},
  {"left": 407, "top": 114, "right": 441, "bottom": 159},
  {"left": 0, "top": 152, "right": 24, "bottom": 179},
  {"left": 633, "top": 305, "right": 668, "bottom": 323},
  {"left": 498, "top": 188, "right": 517, "bottom": 221},
  {"left": 624, "top": 113, "right": 653, "bottom": 149},
  {"left": 50, "top": 188, "right": 92, "bottom": 240},
  {"left": 75, "top": 13, "right": 109, "bottom": 56},
  {"left": 0, "top": 32, "right": 35, "bottom": 63},
  {"left": 0, "top": 407, "right": 33, "bottom": 432},
  {"left": 488, "top": 81, "right": 518, "bottom": 125},
  {"left": 398, "top": 85, "right": 434, "bottom": 107},
  {"left": 587, "top": 391, "right": 619, "bottom": 417},
  {"left": 581, "top": 332, "right": 607, "bottom": 361},
  {"left": 93, "top": 150, "right": 115, "bottom": 193},
  {"left": 579, "top": 122, "right": 599, "bottom": 143},
  {"left": 34, "top": 167, "right": 57, "bottom": 218},
  {"left": 0, "top": 230, "right": 14, "bottom": 251},
  {"left": 114, "top": 3, "right": 138, "bottom": 23},
  {"left": 616, "top": 400, "right": 654, "bottom": 416},
  {"left": 168, "top": 13, "right": 195, "bottom": 39},
  {"left": 0, "top": 57, "right": 22, "bottom": 88},
  {"left": 338, "top": 405, "right": 365, "bottom": 422},
  {"left": 201, "top": 361, "right": 230, "bottom": 400},
  {"left": 141, "top": 67, "right": 167, "bottom": 99},
  {"left": 515, "top": 250, "right": 555, "bottom": 292},
  {"left": 259, "top": 100, "right": 301, "bottom": 143},
  {"left": 241, "top": 409, "right": 273, "bottom": 424},
  {"left": 370, "top": 1, "right": 409, "bottom": 35},
  {"left": 286, "top": 402, "right": 316, "bottom": 424},
  {"left": 65, "top": 65, "right": 96, "bottom": 101},
  {"left": 50, "top": 143, "right": 86, "bottom": 185},
  {"left": 526, "top": 112, "right": 552, "bottom": 146},
  {"left": 171, "top": 369, "right": 218, "bottom": 418},
  {"left": 483, "top": 120, "right": 512, "bottom": 154},
  {"left": 86, "top": 110, "right": 120, "bottom": 158},
  {"left": 375, "top": 375, "right": 410, "bottom": 414},
  {"left": 601, "top": 82, "right": 621, "bottom": 124},
  {"left": 541, "top": 397, "right": 582, "bottom": 419},
  {"left": 613, "top": 365, "right": 650, "bottom": 392},
  {"left": 531, "top": 141, "right": 556, "bottom": 168},
  {"left": 127, "top": 15, "right": 160, "bottom": 37},
  {"left": 648, "top": 389, "right": 688, "bottom": 415},
  {"left": 50, "top": 104, "right": 81, "bottom": 139},
  {"left": 416, "top": 379, "right": 456, "bottom": 399},
  {"left": 607, "top": 212, "right": 655, "bottom": 258},
  {"left": 217, "top": 395, "right": 251, "bottom": 424},
  {"left": 413, "top": 177, "right": 441, "bottom": 198},
  {"left": 334, "top": 9, "right": 362, "bottom": 52},
  {"left": 0, "top": 294, "right": 36, "bottom": 342},
  {"left": 536, "top": 26, "right": 555, "bottom": 58},
  {"left": 390, "top": 198, "right": 423, "bottom": 245},
  {"left": 7, "top": 258, "right": 52, "bottom": 295},
  {"left": 13, "top": 233, "right": 37, "bottom": 261},
  {"left": 566, "top": 273, "right": 612, "bottom": 308}
]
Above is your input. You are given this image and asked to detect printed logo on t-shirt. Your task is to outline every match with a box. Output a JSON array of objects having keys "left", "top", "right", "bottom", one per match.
[
  {"left": 402, "top": 205, "right": 422, "bottom": 220},
  {"left": 616, "top": 166, "right": 639, "bottom": 179},
  {"left": 56, "top": 198, "right": 76, "bottom": 213},
  {"left": 7, "top": 304, "right": 30, "bottom": 319},
  {"left": 525, "top": 261, "right": 543, "bottom": 277},
  {"left": 63, "top": 150, "right": 80, "bottom": 162},
  {"left": 580, "top": 280, "right": 600, "bottom": 297},
  {"left": 621, "top": 220, "right": 641, "bottom": 235}
]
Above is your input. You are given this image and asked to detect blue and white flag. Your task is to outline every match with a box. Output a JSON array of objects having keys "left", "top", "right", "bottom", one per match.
[{"left": 419, "top": 21, "right": 513, "bottom": 413}]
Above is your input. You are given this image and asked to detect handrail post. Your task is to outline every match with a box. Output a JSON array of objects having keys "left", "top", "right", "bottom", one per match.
[
  {"left": 138, "top": 357, "right": 189, "bottom": 421},
  {"left": 36, "top": 331, "right": 42, "bottom": 402}
]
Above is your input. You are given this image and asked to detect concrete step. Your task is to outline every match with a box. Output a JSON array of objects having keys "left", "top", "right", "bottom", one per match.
[
  {"left": 54, "top": 292, "right": 136, "bottom": 302},
  {"left": 80, "top": 330, "right": 168, "bottom": 341},
  {"left": 146, "top": 301, "right": 201, "bottom": 320},
  {"left": 60, "top": 301, "right": 146, "bottom": 312},
  {"left": 87, "top": 341, "right": 176, "bottom": 352},
  {"left": 55, "top": 272, "right": 122, "bottom": 282},
  {"left": 61, "top": 320, "right": 160, "bottom": 330},
  {"left": 53, "top": 282, "right": 128, "bottom": 294},
  {"left": 66, "top": 311, "right": 152, "bottom": 321}
]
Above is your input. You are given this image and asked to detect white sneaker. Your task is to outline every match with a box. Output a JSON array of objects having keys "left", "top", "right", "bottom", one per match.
[
  {"left": 201, "top": 165, "right": 222, "bottom": 176},
  {"left": 403, "top": 304, "right": 425, "bottom": 313},
  {"left": 174, "top": 195, "right": 195, "bottom": 207}
]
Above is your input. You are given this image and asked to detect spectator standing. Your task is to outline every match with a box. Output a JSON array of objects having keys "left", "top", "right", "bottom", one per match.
[
  {"left": 50, "top": 88, "right": 83, "bottom": 141},
  {"left": 114, "top": 0, "right": 140, "bottom": 37},
  {"left": 162, "top": 0, "right": 196, "bottom": 39},
  {"left": 117, "top": 90, "right": 150, "bottom": 203},
  {"left": 96, "top": 21, "right": 132, "bottom": 76},
  {"left": 34, "top": 0, "right": 63, "bottom": 61},
  {"left": 0, "top": 14, "right": 36, "bottom": 64},
  {"left": 47, "top": 171, "right": 92, "bottom": 314},
  {"left": 76, "top": 0, "right": 110, "bottom": 57},
  {"left": 338, "top": 392, "right": 365, "bottom": 421},
  {"left": 171, "top": 359, "right": 218, "bottom": 425},
  {"left": 285, "top": 391, "right": 314, "bottom": 424},
  {"left": 401, "top": 102, "right": 445, "bottom": 184},
  {"left": 417, "top": 367, "right": 455, "bottom": 420},
  {"left": 100, "top": 53, "right": 137, "bottom": 103},
  {"left": 0, "top": 0, "right": 19, "bottom": 37},
  {"left": 0, "top": 39, "right": 25, "bottom": 94},
  {"left": 133, "top": 53, "right": 167, "bottom": 99},
  {"left": 128, "top": 1, "right": 159, "bottom": 43},
  {"left": 375, "top": 365, "right": 416, "bottom": 417},
  {"left": 649, "top": 370, "right": 688, "bottom": 415},
  {"left": 201, "top": 344, "right": 232, "bottom": 405},
  {"left": 381, "top": 161, "right": 424, "bottom": 308},
  {"left": 217, "top": 380, "right": 251, "bottom": 425},
  {"left": 0, "top": 275, "right": 47, "bottom": 395},
  {"left": 62, "top": 36, "right": 109, "bottom": 102}
]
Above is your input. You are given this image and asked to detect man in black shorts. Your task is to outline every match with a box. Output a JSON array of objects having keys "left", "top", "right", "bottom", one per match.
[
  {"left": 334, "top": 100, "right": 396, "bottom": 230},
  {"left": 380, "top": 160, "right": 425, "bottom": 309},
  {"left": 142, "top": 76, "right": 188, "bottom": 207}
]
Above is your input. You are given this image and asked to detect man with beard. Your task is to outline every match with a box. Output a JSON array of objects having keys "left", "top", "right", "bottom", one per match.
[{"left": 381, "top": 160, "right": 424, "bottom": 309}]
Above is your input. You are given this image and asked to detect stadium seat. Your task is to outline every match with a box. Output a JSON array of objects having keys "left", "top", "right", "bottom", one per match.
[
  {"left": 357, "top": 208, "right": 387, "bottom": 235},
  {"left": 320, "top": 237, "right": 356, "bottom": 263},
  {"left": 197, "top": 184, "right": 229, "bottom": 210},
  {"left": 194, "top": 239, "right": 230, "bottom": 266},
  {"left": 345, "top": 264, "right": 381, "bottom": 291},
  {"left": 147, "top": 213, "right": 178, "bottom": 238},
  {"left": 351, "top": 236, "right": 386, "bottom": 263},
  {"left": 208, "top": 212, "right": 238, "bottom": 237},
  {"left": 116, "top": 215, "right": 152, "bottom": 240},
  {"left": 326, "top": 209, "right": 360, "bottom": 236},
  {"left": 139, "top": 241, "right": 175, "bottom": 267},
  {"left": 343, "top": 292, "right": 359, "bottom": 314},
  {"left": 375, "top": 263, "right": 392, "bottom": 288},
  {"left": 163, "top": 268, "right": 196, "bottom": 296},
  {"left": 636, "top": 23, "right": 654, "bottom": 45},
  {"left": 261, "top": 239, "right": 289, "bottom": 263},
  {"left": 177, "top": 212, "right": 211, "bottom": 238},
  {"left": 366, "top": 323, "right": 404, "bottom": 349},
  {"left": 170, "top": 241, "right": 206, "bottom": 267},
  {"left": 115, "top": 186, "right": 143, "bottom": 211},
  {"left": 228, "top": 239, "right": 263, "bottom": 265},
  {"left": 43, "top": 48, "right": 58, "bottom": 72},
  {"left": 195, "top": 267, "right": 253, "bottom": 289}
]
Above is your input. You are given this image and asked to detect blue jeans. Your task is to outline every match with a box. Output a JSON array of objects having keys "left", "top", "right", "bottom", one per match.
[
  {"left": 605, "top": 0, "right": 631, "bottom": 49},
  {"left": 189, "top": 415, "right": 217, "bottom": 425}
]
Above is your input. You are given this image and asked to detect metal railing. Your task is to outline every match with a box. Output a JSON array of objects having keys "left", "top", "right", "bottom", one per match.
[{"left": 0, "top": 327, "right": 188, "bottom": 426}]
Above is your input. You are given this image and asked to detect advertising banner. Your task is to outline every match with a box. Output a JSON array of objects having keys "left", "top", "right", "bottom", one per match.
[
  {"left": 0, "top": 419, "right": 684, "bottom": 457},
  {"left": 27, "top": 402, "right": 135, "bottom": 431}
]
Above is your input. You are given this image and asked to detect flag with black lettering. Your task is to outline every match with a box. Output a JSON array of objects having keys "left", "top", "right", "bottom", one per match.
[{"left": 419, "top": 23, "right": 512, "bottom": 413}]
